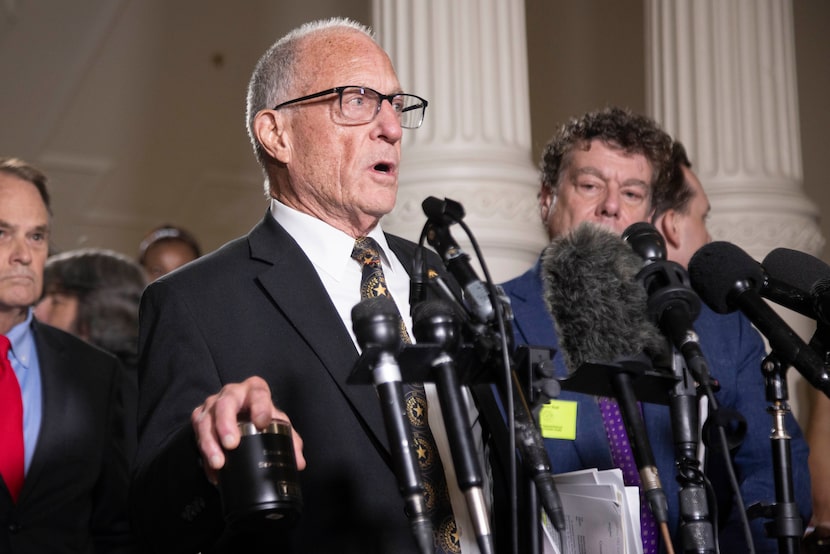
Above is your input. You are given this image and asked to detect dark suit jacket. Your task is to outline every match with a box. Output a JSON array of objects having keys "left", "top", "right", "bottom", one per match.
[
  {"left": 0, "top": 321, "right": 135, "bottom": 554},
  {"left": 501, "top": 260, "right": 812, "bottom": 554},
  {"left": 131, "top": 213, "right": 511, "bottom": 553}
]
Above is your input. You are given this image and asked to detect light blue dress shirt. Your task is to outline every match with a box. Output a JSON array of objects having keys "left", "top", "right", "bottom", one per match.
[{"left": 6, "top": 309, "right": 43, "bottom": 474}]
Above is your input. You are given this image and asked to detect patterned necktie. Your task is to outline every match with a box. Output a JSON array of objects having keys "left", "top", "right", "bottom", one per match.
[
  {"left": 0, "top": 335, "right": 25, "bottom": 503},
  {"left": 597, "top": 396, "right": 658, "bottom": 554},
  {"left": 351, "top": 237, "right": 459, "bottom": 553}
]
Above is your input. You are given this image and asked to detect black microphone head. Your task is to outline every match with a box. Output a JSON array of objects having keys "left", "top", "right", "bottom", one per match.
[
  {"left": 622, "top": 222, "right": 701, "bottom": 323},
  {"left": 541, "top": 222, "right": 663, "bottom": 373},
  {"left": 621, "top": 221, "right": 667, "bottom": 263},
  {"left": 421, "top": 196, "right": 465, "bottom": 223},
  {"left": 412, "top": 299, "right": 461, "bottom": 350},
  {"left": 351, "top": 296, "right": 401, "bottom": 351},
  {"left": 812, "top": 278, "right": 830, "bottom": 299},
  {"left": 412, "top": 297, "right": 456, "bottom": 321},
  {"left": 688, "top": 241, "right": 764, "bottom": 314},
  {"left": 763, "top": 247, "right": 830, "bottom": 292},
  {"left": 813, "top": 278, "right": 830, "bottom": 325}
]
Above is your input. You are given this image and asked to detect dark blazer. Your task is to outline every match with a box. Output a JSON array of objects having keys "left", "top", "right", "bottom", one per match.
[
  {"left": 0, "top": 321, "right": 134, "bottom": 554},
  {"left": 131, "top": 213, "right": 510, "bottom": 553},
  {"left": 501, "top": 260, "right": 812, "bottom": 554}
]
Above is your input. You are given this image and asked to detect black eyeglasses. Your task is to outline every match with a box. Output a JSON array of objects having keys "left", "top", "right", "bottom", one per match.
[{"left": 272, "top": 86, "right": 428, "bottom": 129}]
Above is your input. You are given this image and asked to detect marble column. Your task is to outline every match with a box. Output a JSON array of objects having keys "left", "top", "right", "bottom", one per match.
[
  {"left": 372, "top": 0, "right": 547, "bottom": 283},
  {"left": 645, "top": 0, "right": 823, "bottom": 420}
]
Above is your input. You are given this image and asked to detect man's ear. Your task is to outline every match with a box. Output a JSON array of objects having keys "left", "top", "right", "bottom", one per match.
[
  {"left": 253, "top": 110, "right": 291, "bottom": 164},
  {"left": 539, "top": 187, "right": 554, "bottom": 224},
  {"left": 656, "top": 210, "right": 682, "bottom": 250}
]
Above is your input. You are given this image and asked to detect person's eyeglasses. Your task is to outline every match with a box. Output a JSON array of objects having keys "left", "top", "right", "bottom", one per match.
[{"left": 272, "top": 86, "right": 429, "bottom": 129}]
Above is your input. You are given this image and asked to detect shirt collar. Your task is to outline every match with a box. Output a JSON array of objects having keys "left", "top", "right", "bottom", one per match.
[
  {"left": 5, "top": 309, "right": 36, "bottom": 369},
  {"left": 270, "top": 199, "right": 394, "bottom": 281}
]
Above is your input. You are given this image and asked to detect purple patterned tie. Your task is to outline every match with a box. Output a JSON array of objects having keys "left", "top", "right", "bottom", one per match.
[
  {"left": 351, "top": 237, "right": 459, "bottom": 553},
  {"left": 597, "top": 396, "right": 659, "bottom": 554}
]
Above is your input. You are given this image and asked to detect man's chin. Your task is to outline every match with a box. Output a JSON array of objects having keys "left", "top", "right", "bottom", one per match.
[
  {"left": 586, "top": 221, "right": 629, "bottom": 236},
  {"left": 365, "top": 198, "right": 397, "bottom": 220},
  {"left": 1, "top": 284, "right": 40, "bottom": 308}
]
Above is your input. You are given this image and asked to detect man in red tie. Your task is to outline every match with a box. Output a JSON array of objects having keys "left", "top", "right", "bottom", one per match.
[{"left": 0, "top": 157, "right": 136, "bottom": 553}]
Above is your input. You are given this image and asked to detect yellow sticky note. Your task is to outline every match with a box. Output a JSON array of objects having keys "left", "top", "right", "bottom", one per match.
[{"left": 539, "top": 399, "right": 577, "bottom": 440}]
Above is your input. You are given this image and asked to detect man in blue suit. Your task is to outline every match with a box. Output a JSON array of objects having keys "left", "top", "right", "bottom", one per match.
[{"left": 500, "top": 108, "right": 811, "bottom": 552}]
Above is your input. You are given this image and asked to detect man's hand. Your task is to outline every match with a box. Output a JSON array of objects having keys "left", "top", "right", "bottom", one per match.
[{"left": 191, "top": 375, "right": 306, "bottom": 483}]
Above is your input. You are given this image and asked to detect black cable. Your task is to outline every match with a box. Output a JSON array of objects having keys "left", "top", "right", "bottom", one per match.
[
  {"left": 454, "top": 218, "right": 520, "bottom": 554},
  {"left": 418, "top": 199, "right": 566, "bottom": 553},
  {"left": 456, "top": 217, "right": 565, "bottom": 553},
  {"left": 700, "top": 381, "right": 755, "bottom": 554}
]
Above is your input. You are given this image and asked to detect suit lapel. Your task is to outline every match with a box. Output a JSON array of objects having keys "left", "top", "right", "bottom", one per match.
[
  {"left": 19, "top": 323, "right": 67, "bottom": 501},
  {"left": 506, "top": 262, "right": 562, "bottom": 350},
  {"left": 506, "top": 263, "right": 615, "bottom": 470},
  {"left": 248, "top": 215, "right": 391, "bottom": 459}
]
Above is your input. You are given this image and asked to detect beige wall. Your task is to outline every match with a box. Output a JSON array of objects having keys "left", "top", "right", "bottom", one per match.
[
  {"left": 526, "top": 0, "right": 646, "bottom": 158},
  {"left": 0, "top": 0, "right": 826, "bottom": 261},
  {"left": 794, "top": 0, "right": 830, "bottom": 259},
  {"left": 525, "top": 0, "right": 830, "bottom": 261}
]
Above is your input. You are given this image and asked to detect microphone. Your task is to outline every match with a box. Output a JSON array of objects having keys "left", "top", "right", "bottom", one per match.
[
  {"left": 541, "top": 223, "right": 665, "bottom": 372},
  {"left": 506, "top": 373, "right": 568, "bottom": 534},
  {"left": 351, "top": 296, "right": 433, "bottom": 554},
  {"left": 621, "top": 222, "right": 717, "bottom": 551},
  {"left": 750, "top": 248, "right": 830, "bottom": 377},
  {"left": 762, "top": 247, "right": 830, "bottom": 325},
  {"left": 409, "top": 245, "right": 428, "bottom": 312},
  {"left": 412, "top": 254, "right": 472, "bottom": 328},
  {"left": 419, "top": 198, "right": 565, "bottom": 543},
  {"left": 621, "top": 222, "right": 714, "bottom": 388},
  {"left": 541, "top": 222, "right": 671, "bottom": 530},
  {"left": 688, "top": 242, "right": 830, "bottom": 397},
  {"left": 422, "top": 197, "right": 495, "bottom": 325},
  {"left": 412, "top": 300, "right": 495, "bottom": 554},
  {"left": 813, "top": 278, "right": 830, "bottom": 329}
]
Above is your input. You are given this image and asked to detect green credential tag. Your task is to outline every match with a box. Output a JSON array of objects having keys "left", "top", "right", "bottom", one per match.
[{"left": 538, "top": 399, "right": 577, "bottom": 440}]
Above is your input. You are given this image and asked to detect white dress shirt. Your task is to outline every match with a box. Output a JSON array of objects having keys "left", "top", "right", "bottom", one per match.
[{"left": 271, "top": 199, "right": 488, "bottom": 553}]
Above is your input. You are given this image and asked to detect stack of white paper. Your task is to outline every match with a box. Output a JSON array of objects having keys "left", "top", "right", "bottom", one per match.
[{"left": 541, "top": 468, "right": 642, "bottom": 554}]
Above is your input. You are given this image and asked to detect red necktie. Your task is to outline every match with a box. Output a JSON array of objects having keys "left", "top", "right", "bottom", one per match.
[{"left": 0, "top": 334, "right": 24, "bottom": 502}]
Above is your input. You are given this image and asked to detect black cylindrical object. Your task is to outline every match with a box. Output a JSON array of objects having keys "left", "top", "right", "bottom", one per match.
[{"left": 219, "top": 420, "right": 302, "bottom": 527}]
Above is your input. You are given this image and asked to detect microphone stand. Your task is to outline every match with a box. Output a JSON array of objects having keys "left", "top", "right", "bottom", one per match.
[
  {"left": 514, "top": 346, "right": 564, "bottom": 554},
  {"left": 416, "top": 197, "right": 567, "bottom": 554},
  {"left": 606, "top": 369, "right": 675, "bottom": 551},
  {"left": 746, "top": 352, "right": 803, "bottom": 554},
  {"left": 668, "top": 350, "right": 717, "bottom": 553},
  {"left": 432, "top": 361, "right": 495, "bottom": 554},
  {"left": 412, "top": 301, "right": 496, "bottom": 554},
  {"left": 558, "top": 354, "right": 677, "bottom": 553},
  {"left": 350, "top": 299, "right": 434, "bottom": 554}
]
